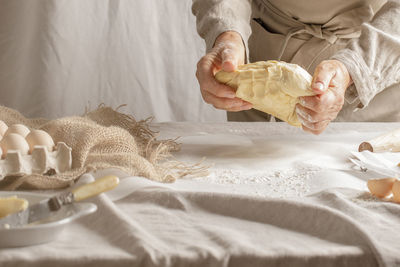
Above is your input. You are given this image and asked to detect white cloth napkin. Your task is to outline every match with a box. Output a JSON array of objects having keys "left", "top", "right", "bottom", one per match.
[{"left": 350, "top": 150, "right": 400, "bottom": 178}]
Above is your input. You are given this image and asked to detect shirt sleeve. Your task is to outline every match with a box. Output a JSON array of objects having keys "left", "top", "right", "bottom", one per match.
[
  {"left": 331, "top": 0, "right": 400, "bottom": 108},
  {"left": 191, "top": 0, "right": 252, "bottom": 56}
]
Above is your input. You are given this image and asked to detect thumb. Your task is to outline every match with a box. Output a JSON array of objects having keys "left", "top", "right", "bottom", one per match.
[
  {"left": 221, "top": 47, "right": 239, "bottom": 72},
  {"left": 311, "top": 62, "right": 336, "bottom": 94}
]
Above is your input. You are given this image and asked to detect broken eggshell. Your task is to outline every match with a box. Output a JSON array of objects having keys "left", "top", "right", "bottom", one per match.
[
  {"left": 367, "top": 178, "right": 396, "bottom": 198},
  {"left": 393, "top": 180, "right": 400, "bottom": 203}
]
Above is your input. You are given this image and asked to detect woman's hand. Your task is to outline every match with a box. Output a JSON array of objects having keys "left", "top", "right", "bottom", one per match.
[
  {"left": 195, "top": 31, "right": 252, "bottom": 111},
  {"left": 296, "top": 60, "right": 352, "bottom": 135}
]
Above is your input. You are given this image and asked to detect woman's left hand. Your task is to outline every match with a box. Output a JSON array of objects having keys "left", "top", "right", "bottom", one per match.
[{"left": 296, "top": 60, "right": 353, "bottom": 135}]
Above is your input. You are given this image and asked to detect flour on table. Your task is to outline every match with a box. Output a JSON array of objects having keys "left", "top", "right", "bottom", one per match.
[{"left": 189, "top": 163, "right": 322, "bottom": 198}]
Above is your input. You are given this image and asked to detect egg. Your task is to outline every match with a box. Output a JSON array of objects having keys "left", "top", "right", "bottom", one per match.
[
  {"left": 0, "top": 133, "right": 30, "bottom": 158},
  {"left": 367, "top": 178, "right": 396, "bottom": 198},
  {"left": 393, "top": 180, "right": 400, "bottom": 203},
  {"left": 4, "top": 124, "right": 30, "bottom": 138},
  {"left": 25, "top": 129, "right": 55, "bottom": 153},
  {"left": 0, "top": 120, "right": 8, "bottom": 137}
]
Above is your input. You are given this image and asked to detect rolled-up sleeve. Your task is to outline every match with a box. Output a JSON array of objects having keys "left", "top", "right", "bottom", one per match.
[
  {"left": 332, "top": 0, "right": 400, "bottom": 108},
  {"left": 192, "top": 0, "right": 252, "bottom": 54}
]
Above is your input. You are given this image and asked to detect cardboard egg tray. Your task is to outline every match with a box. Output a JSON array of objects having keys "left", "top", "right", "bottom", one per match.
[{"left": 0, "top": 142, "right": 72, "bottom": 181}]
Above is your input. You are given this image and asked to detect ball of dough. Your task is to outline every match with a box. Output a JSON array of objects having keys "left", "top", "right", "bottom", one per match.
[{"left": 215, "top": 60, "right": 315, "bottom": 126}]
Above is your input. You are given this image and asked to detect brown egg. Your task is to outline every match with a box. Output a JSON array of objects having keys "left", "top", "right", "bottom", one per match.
[
  {"left": 0, "top": 133, "right": 30, "bottom": 158},
  {"left": 4, "top": 124, "right": 30, "bottom": 138},
  {"left": 393, "top": 180, "right": 400, "bottom": 203},
  {"left": 367, "top": 178, "right": 396, "bottom": 198},
  {"left": 0, "top": 120, "right": 8, "bottom": 137},
  {"left": 25, "top": 130, "right": 55, "bottom": 153}
]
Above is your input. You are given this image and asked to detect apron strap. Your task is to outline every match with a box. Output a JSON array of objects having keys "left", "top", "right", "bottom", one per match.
[
  {"left": 260, "top": 0, "right": 387, "bottom": 69},
  {"left": 277, "top": 27, "right": 306, "bottom": 60}
]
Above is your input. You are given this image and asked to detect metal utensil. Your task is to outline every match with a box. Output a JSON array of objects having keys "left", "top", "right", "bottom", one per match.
[{"left": 0, "top": 175, "right": 119, "bottom": 229}]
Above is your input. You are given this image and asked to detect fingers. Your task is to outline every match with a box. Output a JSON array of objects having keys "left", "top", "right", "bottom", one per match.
[
  {"left": 296, "top": 93, "right": 343, "bottom": 134},
  {"left": 297, "top": 60, "right": 350, "bottom": 134},
  {"left": 216, "top": 31, "right": 245, "bottom": 72},
  {"left": 202, "top": 90, "right": 252, "bottom": 111},
  {"left": 195, "top": 31, "right": 249, "bottom": 112},
  {"left": 296, "top": 107, "right": 330, "bottom": 135},
  {"left": 298, "top": 90, "right": 338, "bottom": 113},
  {"left": 296, "top": 104, "right": 330, "bottom": 123},
  {"left": 296, "top": 92, "right": 340, "bottom": 135},
  {"left": 295, "top": 104, "right": 333, "bottom": 135},
  {"left": 196, "top": 56, "right": 236, "bottom": 98},
  {"left": 221, "top": 48, "right": 238, "bottom": 72},
  {"left": 300, "top": 121, "right": 330, "bottom": 135},
  {"left": 311, "top": 60, "right": 336, "bottom": 94},
  {"left": 196, "top": 54, "right": 252, "bottom": 111}
]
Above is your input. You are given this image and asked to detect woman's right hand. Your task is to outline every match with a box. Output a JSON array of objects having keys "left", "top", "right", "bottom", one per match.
[{"left": 195, "top": 31, "right": 253, "bottom": 111}]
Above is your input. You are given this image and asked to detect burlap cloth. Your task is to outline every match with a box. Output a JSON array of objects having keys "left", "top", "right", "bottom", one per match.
[{"left": 0, "top": 105, "right": 202, "bottom": 190}]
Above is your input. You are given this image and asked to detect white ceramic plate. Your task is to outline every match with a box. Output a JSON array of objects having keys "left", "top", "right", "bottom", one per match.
[{"left": 0, "top": 191, "right": 97, "bottom": 248}]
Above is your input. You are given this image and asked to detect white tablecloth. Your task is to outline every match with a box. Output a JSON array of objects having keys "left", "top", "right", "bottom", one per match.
[{"left": 1, "top": 122, "right": 400, "bottom": 267}]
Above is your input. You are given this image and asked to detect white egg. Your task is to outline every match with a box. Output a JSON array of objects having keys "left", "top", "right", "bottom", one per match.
[
  {"left": 0, "top": 120, "right": 8, "bottom": 137},
  {"left": 0, "top": 133, "right": 30, "bottom": 158},
  {"left": 4, "top": 124, "right": 30, "bottom": 138},
  {"left": 25, "top": 130, "right": 55, "bottom": 153}
]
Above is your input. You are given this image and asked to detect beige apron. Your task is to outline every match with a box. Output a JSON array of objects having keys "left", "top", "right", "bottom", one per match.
[{"left": 228, "top": 0, "right": 400, "bottom": 123}]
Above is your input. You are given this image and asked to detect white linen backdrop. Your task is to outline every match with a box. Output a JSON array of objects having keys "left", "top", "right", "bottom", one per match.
[{"left": 0, "top": 0, "right": 226, "bottom": 122}]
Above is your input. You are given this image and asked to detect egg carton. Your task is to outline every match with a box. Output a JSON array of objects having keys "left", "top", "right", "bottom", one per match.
[{"left": 0, "top": 142, "right": 72, "bottom": 181}]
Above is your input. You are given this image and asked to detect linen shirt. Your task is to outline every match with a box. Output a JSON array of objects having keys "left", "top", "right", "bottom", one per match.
[{"left": 192, "top": 0, "right": 400, "bottom": 122}]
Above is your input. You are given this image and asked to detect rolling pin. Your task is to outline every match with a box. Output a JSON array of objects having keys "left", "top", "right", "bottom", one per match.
[{"left": 359, "top": 128, "right": 400, "bottom": 152}]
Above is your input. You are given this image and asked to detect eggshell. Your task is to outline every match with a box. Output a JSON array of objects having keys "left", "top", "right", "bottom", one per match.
[
  {"left": 392, "top": 180, "right": 400, "bottom": 203},
  {"left": 0, "top": 120, "right": 8, "bottom": 137},
  {"left": 0, "top": 133, "right": 30, "bottom": 158},
  {"left": 25, "top": 130, "right": 55, "bottom": 153},
  {"left": 4, "top": 124, "right": 30, "bottom": 138},
  {"left": 367, "top": 178, "right": 396, "bottom": 198}
]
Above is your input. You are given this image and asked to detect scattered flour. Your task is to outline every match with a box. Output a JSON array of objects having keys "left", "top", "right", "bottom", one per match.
[{"left": 190, "top": 163, "right": 322, "bottom": 198}]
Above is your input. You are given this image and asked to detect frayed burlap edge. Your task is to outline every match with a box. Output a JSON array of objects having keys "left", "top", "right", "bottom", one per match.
[{"left": 0, "top": 105, "right": 209, "bottom": 190}]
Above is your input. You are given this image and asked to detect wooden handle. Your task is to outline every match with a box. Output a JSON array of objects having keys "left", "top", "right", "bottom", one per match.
[
  {"left": 359, "top": 128, "right": 400, "bottom": 153},
  {"left": 72, "top": 175, "right": 120, "bottom": 202},
  {"left": 359, "top": 142, "right": 374, "bottom": 152}
]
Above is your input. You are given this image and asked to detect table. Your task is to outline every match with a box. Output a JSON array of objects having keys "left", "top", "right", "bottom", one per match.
[{"left": 1, "top": 122, "right": 400, "bottom": 267}]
